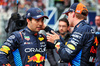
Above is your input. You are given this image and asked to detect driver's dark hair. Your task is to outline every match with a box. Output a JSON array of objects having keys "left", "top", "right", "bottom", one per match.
[{"left": 28, "top": 17, "right": 32, "bottom": 21}]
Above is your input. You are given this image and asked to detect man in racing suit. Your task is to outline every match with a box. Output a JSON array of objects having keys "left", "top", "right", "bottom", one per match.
[
  {"left": 44, "top": 3, "right": 95, "bottom": 66},
  {"left": 0, "top": 8, "right": 54, "bottom": 66}
]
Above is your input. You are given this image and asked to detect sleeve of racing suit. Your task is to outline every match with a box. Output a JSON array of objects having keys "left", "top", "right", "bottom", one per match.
[
  {"left": 56, "top": 27, "right": 94, "bottom": 62},
  {"left": 0, "top": 31, "right": 21, "bottom": 66},
  {"left": 44, "top": 26, "right": 56, "bottom": 49},
  {"left": 44, "top": 26, "right": 54, "bottom": 33}
]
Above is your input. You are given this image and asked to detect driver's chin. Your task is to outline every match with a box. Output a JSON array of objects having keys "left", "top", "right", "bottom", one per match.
[
  {"left": 36, "top": 30, "right": 40, "bottom": 32},
  {"left": 34, "top": 29, "right": 40, "bottom": 32}
]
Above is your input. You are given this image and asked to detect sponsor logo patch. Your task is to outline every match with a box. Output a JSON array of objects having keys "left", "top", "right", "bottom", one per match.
[
  {"left": 27, "top": 53, "right": 45, "bottom": 63},
  {"left": 0, "top": 45, "right": 10, "bottom": 54},
  {"left": 55, "top": 42, "right": 60, "bottom": 51},
  {"left": 9, "top": 35, "right": 15, "bottom": 39},
  {"left": 67, "top": 44, "right": 75, "bottom": 50},
  {"left": 24, "top": 42, "right": 33, "bottom": 44},
  {"left": 38, "top": 37, "right": 44, "bottom": 41},
  {"left": 24, "top": 36, "right": 30, "bottom": 41}
]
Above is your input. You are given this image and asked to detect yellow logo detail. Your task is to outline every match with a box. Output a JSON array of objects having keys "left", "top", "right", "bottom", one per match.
[
  {"left": 65, "top": 42, "right": 67, "bottom": 45},
  {"left": 35, "top": 54, "right": 44, "bottom": 63},
  {"left": 0, "top": 45, "right": 10, "bottom": 54},
  {"left": 67, "top": 44, "right": 75, "bottom": 50},
  {"left": 38, "top": 37, "right": 44, "bottom": 41},
  {"left": 94, "top": 37, "right": 98, "bottom": 46},
  {"left": 55, "top": 42, "right": 60, "bottom": 51}
]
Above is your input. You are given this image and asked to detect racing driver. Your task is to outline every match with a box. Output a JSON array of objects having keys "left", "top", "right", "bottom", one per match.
[{"left": 0, "top": 8, "right": 54, "bottom": 66}]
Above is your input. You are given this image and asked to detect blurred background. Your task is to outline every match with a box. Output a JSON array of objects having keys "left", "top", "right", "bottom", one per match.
[{"left": 0, "top": 0, "right": 100, "bottom": 66}]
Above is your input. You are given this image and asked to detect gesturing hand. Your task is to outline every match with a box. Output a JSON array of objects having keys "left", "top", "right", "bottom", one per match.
[{"left": 46, "top": 30, "right": 60, "bottom": 43}]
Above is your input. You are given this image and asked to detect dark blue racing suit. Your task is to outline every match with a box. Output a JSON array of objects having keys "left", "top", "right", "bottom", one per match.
[
  {"left": 45, "top": 20, "right": 95, "bottom": 66},
  {"left": 0, "top": 27, "right": 54, "bottom": 66}
]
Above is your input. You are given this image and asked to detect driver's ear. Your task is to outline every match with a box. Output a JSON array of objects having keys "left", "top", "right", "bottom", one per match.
[
  {"left": 73, "top": 12, "right": 75, "bottom": 18},
  {"left": 27, "top": 18, "right": 31, "bottom": 23}
]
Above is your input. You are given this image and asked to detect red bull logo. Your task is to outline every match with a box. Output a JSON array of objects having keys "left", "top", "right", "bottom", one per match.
[
  {"left": 6, "top": 63, "right": 11, "bottom": 66},
  {"left": 24, "top": 36, "right": 30, "bottom": 41},
  {"left": 27, "top": 53, "right": 45, "bottom": 63},
  {"left": 2, "top": 63, "right": 11, "bottom": 66}
]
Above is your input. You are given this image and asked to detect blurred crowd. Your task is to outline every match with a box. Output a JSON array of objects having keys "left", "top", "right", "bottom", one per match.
[
  {"left": 0, "top": 0, "right": 46, "bottom": 14},
  {"left": 80, "top": 0, "right": 100, "bottom": 10},
  {"left": 0, "top": 0, "right": 100, "bottom": 44},
  {"left": 0, "top": 0, "right": 100, "bottom": 16},
  {"left": 0, "top": 0, "right": 100, "bottom": 13}
]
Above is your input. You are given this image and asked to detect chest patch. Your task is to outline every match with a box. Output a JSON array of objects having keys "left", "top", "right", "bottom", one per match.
[
  {"left": 38, "top": 37, "right": 44, "bottom": 41},
  {"left": 24, "top": 36, "right": 30, "bottom": 41}
]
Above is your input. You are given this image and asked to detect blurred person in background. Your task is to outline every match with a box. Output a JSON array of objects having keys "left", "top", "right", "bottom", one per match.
[
  {"left": 37, "top": 0, "right": 46, "bottom": 12},
  {"left": 88, "top": 15, "right": 100, "bottom": 66},
  {"left": 24, "top": 0, "right": 33, "bottom": 9},
  {"left": 54, "top": 0, "right": 79, "bottom": 19},
  {"left": 54, "top": 0, "right": 70, "bottom": 18},
  {"left": 24, "top": 0, "right": 46, "bottom": 12},
  {"left": 32, "top": 0, "right": 38, "bottom": 8},
  {"left": 89, "top": 0, "right": 96, "bottom": 7},
  {"left": 95, "top": 15, "right": 100, "bottom": 66},
  {"left": 47, "top": 18, "right": 70, "bottom": 66},
  {"left": 95, "top": 15, "right": 100, "bottom": 32},
  {"left": 80, "top": 0, "right": 89, "bottom": 6},
  {"left": 24, "top": 0, "right": 32, "bottom": 6}
]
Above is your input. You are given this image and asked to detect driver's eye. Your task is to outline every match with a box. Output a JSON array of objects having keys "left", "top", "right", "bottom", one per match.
[{"left": 35, "top": 19, "right": 39, "bottom": 22}]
